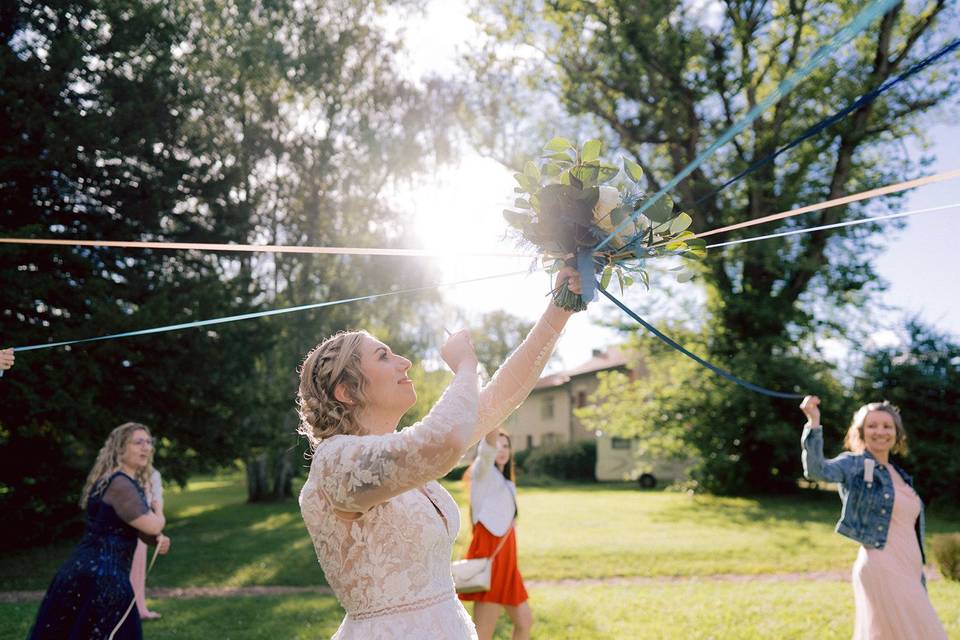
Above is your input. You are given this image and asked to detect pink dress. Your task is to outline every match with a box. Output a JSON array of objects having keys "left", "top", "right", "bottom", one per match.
[{"left": 852, "top": 466, "right": 947, "bottom": 639}]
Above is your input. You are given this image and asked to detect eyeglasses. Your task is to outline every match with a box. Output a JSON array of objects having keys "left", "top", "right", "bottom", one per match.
[{"left": 131, "top": 438, "right": 154, "bottom": 447}]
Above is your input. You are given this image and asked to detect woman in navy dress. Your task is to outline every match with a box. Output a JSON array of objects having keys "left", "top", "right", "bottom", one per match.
[{"left": 28, "top": 422, "right": 171, "bottom": 639}]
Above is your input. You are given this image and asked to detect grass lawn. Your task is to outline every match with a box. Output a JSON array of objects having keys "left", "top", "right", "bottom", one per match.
[
  {"left": 3, "top": 473, "right": 959, "bottom": 638},
  {"left": 3, "top": 580, "right": 960, "bottom": 639}
]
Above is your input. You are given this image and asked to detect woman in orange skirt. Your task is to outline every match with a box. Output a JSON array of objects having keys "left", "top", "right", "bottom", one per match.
[{"left": 459, "top": 429, "right": 531, "bottom": 640}]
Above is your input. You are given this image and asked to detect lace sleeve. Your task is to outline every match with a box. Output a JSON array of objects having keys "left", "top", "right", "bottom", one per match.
[
  {"left": 312, "top": 366, "right": 479, "bottom": 513},
  {"left": 474, "top": 313, "right": 562, "bottom": 443},
  {"left": 102, "top": 475, "right": 150, "bottom": 523}
]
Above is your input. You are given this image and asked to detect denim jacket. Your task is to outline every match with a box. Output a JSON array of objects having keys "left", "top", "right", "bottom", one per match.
[{"left": 801, "top": 425, "right": 926, "bottom": 564}]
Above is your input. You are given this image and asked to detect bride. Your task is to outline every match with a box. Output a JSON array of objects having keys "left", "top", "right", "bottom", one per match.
[{"left": 297, "top": 268, "right": 581, "bottom": 639}]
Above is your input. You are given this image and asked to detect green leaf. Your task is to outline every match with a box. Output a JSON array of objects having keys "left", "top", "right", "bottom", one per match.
[
  {"left": 524, "top": 160, "right": 541, "bottom": 183},
  {"left": 615, "top": 268, "right": 625, "bottom": 294},
  {"left": 600, "top": 265, "right": 613, "bottom": 289},
  {"left": 582, "top": 139, "right": 602, "bottom": 163},
  {"left": 514, "top": 198, "right": 531, "bottom": 209},
  {"left": 623, "top": 157, "right": 644, "bottom": 183},
  {"left": 639, "top": 269, "right": 650, "bottom": 290},
  {"left": 643, "top": 194, "right": 674, "bottom": 223},
  {"left": 530, "top": 194, "right": 541, "bottom": 213},
  {"left": 568, "top": 171, "right": 583, "bottom": 190},
  {"left": 542, "top": 162, "right": 563, "bottom": 177},
  {"left": 677, "top": 271, "right": 695, "bottom": 283},
  {"left": 544, "top": 151, "right": 575, "bottom": 164},
  {"left": 597, "top": 164, "right": 619, "bottom": 184},
  {"left": 571, "top": 164, "right": 599, "bottom": 185},
  {"left": 669, "top": 212, "right": 692, "bottom": 235},
  {"left": 502, "top": 209, "right": 530, "bottom": 228},
  {"left": 544, "top": 137, "right": 575, "bottom": 152},
  {"left": 685, "top": 238, "right": 707, "bottom": 258}
]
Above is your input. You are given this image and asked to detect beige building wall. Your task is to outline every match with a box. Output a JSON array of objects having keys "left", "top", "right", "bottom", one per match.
[{"left": 503, "top": 387, "right": 571, "bottom": 451}]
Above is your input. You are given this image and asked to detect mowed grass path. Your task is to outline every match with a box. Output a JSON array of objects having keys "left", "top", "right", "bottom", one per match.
[
  {"left": 3, "top": 474, "right": 959, "bottom": 638},
  {"left": 3, "top": 580, "right": 960, "bottom": 638}
]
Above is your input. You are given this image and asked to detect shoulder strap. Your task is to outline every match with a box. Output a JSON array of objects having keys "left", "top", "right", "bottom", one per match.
[{"left": 489, "top": 521, "right": 514, "bottom": 560}]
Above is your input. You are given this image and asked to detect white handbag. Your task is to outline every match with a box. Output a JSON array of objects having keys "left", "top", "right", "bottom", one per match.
[{"left": 451, "top": 524, "right": 512, "bottom": 594}]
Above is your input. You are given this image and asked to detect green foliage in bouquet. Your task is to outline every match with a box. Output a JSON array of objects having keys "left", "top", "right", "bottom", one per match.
[{"left": 503, "top": 137, "right": 707, "bottom": 310}]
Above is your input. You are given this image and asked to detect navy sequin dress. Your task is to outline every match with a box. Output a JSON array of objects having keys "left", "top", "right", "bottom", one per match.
[{"left": 28, "top": 471, "right": 151, "bottom": 639}]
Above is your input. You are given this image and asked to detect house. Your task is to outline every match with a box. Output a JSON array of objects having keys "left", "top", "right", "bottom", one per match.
[
  {"left": 502, "top": 347, "right": 637, "bottom": 452},
  {"left": 502, "top": 346, "right": 689, "bottom": 486}
]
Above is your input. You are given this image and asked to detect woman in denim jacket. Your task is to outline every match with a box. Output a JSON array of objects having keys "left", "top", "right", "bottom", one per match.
[{"left": 800, "top": 395, "right": 946, "bottom": 639}]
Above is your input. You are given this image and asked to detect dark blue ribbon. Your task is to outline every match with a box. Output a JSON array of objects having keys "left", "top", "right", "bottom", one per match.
[
  {"left": 599, "top": 285, "right": 804, "bottom": 399},
  {"left": 692, "top": 38, "right": 960, "bottom": 208}
]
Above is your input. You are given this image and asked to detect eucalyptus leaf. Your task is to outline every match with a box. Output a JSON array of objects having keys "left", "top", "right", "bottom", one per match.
[
  {"left": 582, "top": 139, "right": 602, "bottom": 162},
  {"left": 597, "top": 164, "right": 619, "bottom": 183},
  {"left": 515, "top": 198, "right": 531, "bottom": 209},
  {"left": 669, "top": 212, "right": 692, "bottom": 234},
  {"left": 544, "top": 151, "right": 575, "bottom": 164},
  {"left": 600, "top": 265, "right": 613, "bottom": 289},
  {"left": 571, "top": 164, "right": 600, "bottom": 185},
  {"left": 503, "top": 209, "right": 531, "bottom": 228},
  {"left": 542, "top": 162, "right": 563, "bottom": 177},
  {"left": 623, "top": 157, "right": 644, "bottom": 183},
  {"left": 544, "top": 137, "right": 575, "bottom": 153},
  {"left": 643, "top": 194, "right": 674, "bottom": 223},
  {"left": 524, "top": 160, "right": 541, "bottom": 183}
]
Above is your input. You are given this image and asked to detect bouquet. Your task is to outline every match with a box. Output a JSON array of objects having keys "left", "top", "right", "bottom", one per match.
[{"left": 503, "top": 137, "right": 706, "bottom": 311}]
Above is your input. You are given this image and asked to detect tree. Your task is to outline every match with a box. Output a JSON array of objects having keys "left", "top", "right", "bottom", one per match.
[
  {"left": 165, "top": 0, "right": 457, "bottom": 500},
  {"left": 0, "top": 0, "right": 271, "bottom": 545},
  {"left": 466, "top": 0, "right": 958, "bottom": 492},
  {"left": 471, "top": 310, "right": 535, "bottom": 377},
  {"left": 0, "top": 0, "right": 461, "bottom": 545},
  {"left": 853, "top": 320, "right": 960, "bottom": 507}
]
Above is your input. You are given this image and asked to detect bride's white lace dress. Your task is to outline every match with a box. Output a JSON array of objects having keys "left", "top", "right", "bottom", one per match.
[{"left": 299, "top": 316, "right": 561, "bottom": 639}]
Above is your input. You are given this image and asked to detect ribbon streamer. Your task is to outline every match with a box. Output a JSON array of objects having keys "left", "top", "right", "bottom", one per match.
[
  {"left": 705, "top": 202, "right": 960, "bottom": 250},
  {"left": 595, "top": 0, "right": 902, "bottom": 251},
  {"left": 0, "top": 237, "right": 533, "bottom": 259},
  {"left": 11, "top": 271, "right": 527, "bottom": 353},
  {"left": 599, "top": 286, "right": 804, "bottom": 399},
  {"left": 691, "top": 38, "right": 960, "bottom": 209},
  {"left": 676, "top": 169, "right": 960, "bottom": 245}
]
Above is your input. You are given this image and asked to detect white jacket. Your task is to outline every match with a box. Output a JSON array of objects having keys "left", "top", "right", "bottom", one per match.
[{"left": 470, "top": 438, "right": 517, "bottom": 536}]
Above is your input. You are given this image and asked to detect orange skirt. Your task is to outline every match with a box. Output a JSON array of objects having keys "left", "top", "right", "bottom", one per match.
[{"left": 458, "top": 522, "right": 528, "bottom": 606}]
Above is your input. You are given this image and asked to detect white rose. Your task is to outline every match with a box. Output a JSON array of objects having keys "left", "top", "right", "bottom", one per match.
[
  {"left": 593, "top": 185, "right": 633, "bottom": 245},
  {"left": 592, "top": 185, "right": 620, "bottom": 222}
]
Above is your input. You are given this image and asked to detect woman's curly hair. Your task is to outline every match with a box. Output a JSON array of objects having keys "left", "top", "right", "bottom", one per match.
[
  {"left": 80, "top": 422, "right": 155, "bottom": 508},
  {"left": 297, "top": 330, "right": 371, "bottom": 449}
]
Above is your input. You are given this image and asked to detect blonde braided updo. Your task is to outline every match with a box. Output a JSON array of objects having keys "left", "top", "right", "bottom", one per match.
[{"left": 297, "top": 330, "right": 371, "bottom": 449}]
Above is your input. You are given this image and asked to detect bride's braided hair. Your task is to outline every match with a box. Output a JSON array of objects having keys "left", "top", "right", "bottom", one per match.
[{"left": 297, "top": 330, "right": 370, "bottom": 449}]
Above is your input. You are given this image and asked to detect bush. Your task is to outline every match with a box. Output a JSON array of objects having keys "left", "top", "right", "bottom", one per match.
[
  {"left": 522, "top": 440, "right": 596, "bottom": 481},
  {"left": 443, "top": 464, "right": 469, "bottom": 481},
  {"left": 932, "top": 533, "right": 960, "bottom": 581},
  {"left": 513, "top": 447, "right": 533, "bottom": 473}
]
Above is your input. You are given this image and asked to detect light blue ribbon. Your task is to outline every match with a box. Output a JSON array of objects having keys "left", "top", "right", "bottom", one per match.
[
  {"left": 595, "top": 0, "right": 902, "bottom": 251},
  {"left": 11, "top": 271, "right": 527, "bottom": 353}
]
